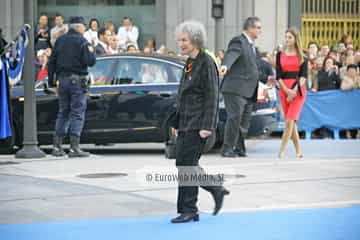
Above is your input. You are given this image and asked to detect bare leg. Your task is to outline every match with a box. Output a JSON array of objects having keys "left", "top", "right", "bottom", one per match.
[
  {"left": 292, "top": 122, "right": 303, "bottom": 158},
  {"left": 278, "top": 120, "right": 295, "bottom": 158}
]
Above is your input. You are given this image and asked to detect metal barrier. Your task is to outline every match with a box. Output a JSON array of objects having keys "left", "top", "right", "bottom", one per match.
[{"left": 301, "top": 0, "right": 360, "bottom": 49}]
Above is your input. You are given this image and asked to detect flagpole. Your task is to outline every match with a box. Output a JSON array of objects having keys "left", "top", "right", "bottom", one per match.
[{"left": 15, "top": 0, "right": 45, "bottom": 158}]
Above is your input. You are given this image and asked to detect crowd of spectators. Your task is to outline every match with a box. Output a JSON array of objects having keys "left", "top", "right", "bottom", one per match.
[{"left": 33, "top": 13, "right": 179, "bottom": 83}]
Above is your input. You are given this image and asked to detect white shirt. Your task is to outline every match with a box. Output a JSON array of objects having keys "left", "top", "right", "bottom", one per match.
[
  {"left": 50, "top": 24, "right": 68, "bottom": 46},
  {"left": 117, "top": 25, "right": 139, "bottom": 49},
  {"left": 243, "top": 31, "right": 256, "bottom": 55},
  {"left": 84, "top": 29, "right": 99, "bottom": 46}
]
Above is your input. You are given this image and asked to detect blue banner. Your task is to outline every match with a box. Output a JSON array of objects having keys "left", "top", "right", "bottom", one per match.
[
  {"left": 298, "top": 90, "right": 360, "bottom": 132},
  {"left": 0, "top": 58, "right": 12, "bottom": 139}
]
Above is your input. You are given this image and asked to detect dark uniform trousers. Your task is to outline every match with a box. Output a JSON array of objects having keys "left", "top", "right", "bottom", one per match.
[
  {"left": 54, "top": 74, "right": 87, "bottom": 138},
  {"left": 176, "top": 130, "right": 221, "bottom": 214},
  {"left": 222, "top": 93, "right": 255, "bottom": 151}
]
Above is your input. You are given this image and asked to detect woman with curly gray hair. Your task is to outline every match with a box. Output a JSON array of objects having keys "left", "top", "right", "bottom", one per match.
[{"left": 169, "top": 20, "right": 229, "bottom": 224}]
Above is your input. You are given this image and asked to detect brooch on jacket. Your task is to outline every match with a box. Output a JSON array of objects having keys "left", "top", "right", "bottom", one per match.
[{"left": 184, "top": 61, "right": 193, "bottom": 81}]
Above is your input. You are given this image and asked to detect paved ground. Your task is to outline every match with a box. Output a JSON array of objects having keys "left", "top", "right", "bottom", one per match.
[{"left": 0, "top": 139, "right": 359, "bottom": 239}]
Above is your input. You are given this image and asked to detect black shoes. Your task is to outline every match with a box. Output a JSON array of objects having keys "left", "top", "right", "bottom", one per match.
[
  {"left": 221, "top": 149, "right": 237, "bottom": 158},
  {"left": 213, "top": 187, "right": 230, "bottom": 215},
  {"left": 234, "top": 148, "right": 247, "bottom": 157},
  {"left": 68, "top": 136, "right": 90, "bottom": 158},
  {"left": 51, "top": 135, "right": 66, "bottom": 157},
  {"left": 171, "top": 213, "right": 200, "bottom": 223},
  {"left": 222, "top": 148, "right": 247, "bottom": 157}
]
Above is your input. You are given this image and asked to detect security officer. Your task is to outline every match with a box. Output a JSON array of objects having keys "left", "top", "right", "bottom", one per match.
[{"left": 48, "top": 16, "right": 96, "bottom": 157}]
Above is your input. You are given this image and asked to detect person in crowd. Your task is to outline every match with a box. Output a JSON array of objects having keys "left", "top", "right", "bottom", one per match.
[
  {"left": 219, "top": 16, "right": 262, "bottom": 158},
  {"left": 340, "top": 64, "right": 359, "bottom": 139},
  {"left": 307, "top": 58, "right": 318, "bottom": 91},
  {"left": 143, "top": 46, "right": 152, "bottom": 54},
  {"left": 328, "top": 49, "right": 342, "bottom": 68},
  {"left": 170, "top": 20, "right": 229, "bottom": 224},
  {"left": 319, "top": 45, "right": 330, "bottom": 58},
  {"left": 340, "top": 53, "right": 355, "bottom": 79},
  {"left": 346, "top": 44, "right": 355, "bottom": 56},
  {"left": 50, "top": 13, "right": 68, "bottom": 47},
  {"left": 35, "top": 49, "right": 49, "bottom": 83},
  {"left": 337, "top": 42, "right": 347, "bottom": 55},
  {"left": 276, "top": 28, "right": 307, "bottom": 159},
  {"left": 117, "top": 17, "right": 139, "bottom": 50},
  {"left": 258, "top": 52, "right": 275, "bottom": 85},
  {"left": 313, "top": 56, "right": 341, "bottom": 91},
  {"left": 339, "top": 52, "right": 347, "bottom": 67},
  {"left": 105, "top": 21, "right": 117, "bottom": 35},
  {"left": 307, "top": 41, "right": 318, "bottom": 59},
  {"left": 35, "top": 13, "right": 51, "bottom": 52},
  {"left": 167, "top": 49, "right": 177, "bottom": 56},
  {"left": 48, "top": 16, "right": 96, "bottom": 158},
  {"left": 341, "top": 64, "right": 360, "bottom": 91},
  {"left": 84, "top": 18, "right": 100, "bottom": 47},
  {"left": 108, "top": 35, "right": 119, "bottom": 54},
  {"left": 355, "top": 50, "right": 360, "bottom": 69},
  {"left": 156, "top": 45, "right": 167, "bottom": 54},
  {"left": 340, "top": 33, "right": 352, "bottom": 46},
  {"left": 95, "top": 28, "right": 111, "bottom": 56},
  {"left": 126, "top": 43, "right": 138, "bottom": 53},
  {"left": 144, "top": 37, "right": 156, "bottom": 53}
]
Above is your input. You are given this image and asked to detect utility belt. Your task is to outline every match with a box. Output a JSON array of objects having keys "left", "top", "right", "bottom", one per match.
[{"left": 58, "top": 72, "right": 91, "bottom": 93}]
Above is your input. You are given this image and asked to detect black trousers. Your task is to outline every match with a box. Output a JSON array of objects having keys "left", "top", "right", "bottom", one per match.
[
  {"left": 175, "top": 130, "right": 220, "bottom": 214},
  {"left": 222, "top": 93, "right": 254, "bottom": 151}
]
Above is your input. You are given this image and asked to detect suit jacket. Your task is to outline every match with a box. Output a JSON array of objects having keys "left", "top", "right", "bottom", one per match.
[
  {"left": 221, "top": 33, "right": 259, "bottom": 98},
  {"left": 316, "top": 70, "right": 341, "bottom": 91},
  {"left": 176, "top": 50, "right": 219, "bottom": 132},
  {"left": 95, "top": 43, "right": 107, "bottom": 56}
]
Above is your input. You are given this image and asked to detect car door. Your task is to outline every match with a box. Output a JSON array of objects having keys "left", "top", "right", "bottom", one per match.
[{"left": 88, "top": 56, "right": 183, "bottom": 143}]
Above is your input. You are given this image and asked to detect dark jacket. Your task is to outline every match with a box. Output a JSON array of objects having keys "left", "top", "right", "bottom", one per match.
[
  {"left": 221, "top": 33, "right": 259, "bottom": 98},
  {"left": 316, "top": 70, "right": 341, "bottom": 91},
  {"left": 258, "top": 58, "right": 274, "bottom": 84},
  {"left": 175, "top": 50, "right": 219, "bottom": 132},
  {"left": 48, "top": 29, "right": 96, "bottom": 86},
  {"left": 95, "top": 43, "right": 107, "bottom": 56},
  {"left": 34, "top": 26, "right": 51, "bottom": 52}
]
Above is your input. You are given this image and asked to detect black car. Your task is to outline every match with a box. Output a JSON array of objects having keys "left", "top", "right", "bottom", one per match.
[{"left": 1, "top": 53, "right": 278, "bottom": 154}]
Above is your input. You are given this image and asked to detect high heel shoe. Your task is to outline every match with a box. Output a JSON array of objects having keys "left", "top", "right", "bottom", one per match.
[
  {"left": 278, "top": 151, "right": 285, "bottom": 158},
  {"left": 296, "top": 153, "right": 303, "bottom": 159},
  {"left": 213, "top": 188, "right": 230, "bottom": 215},
  {"left": 171, "top": 213, "right": 199, "bottom": 223}
]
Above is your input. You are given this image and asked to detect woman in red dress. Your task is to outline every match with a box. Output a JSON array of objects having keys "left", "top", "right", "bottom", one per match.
[{"left": 276, "top": 28, "right": 307, "bottom": 158}]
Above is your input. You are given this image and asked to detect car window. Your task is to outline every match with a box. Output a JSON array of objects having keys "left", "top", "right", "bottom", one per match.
[
  {"left": 89, "top": 59, "right": 117, "bottom": 85},
  {"left": 90, "top": 57, "right": 183, "bottom": 85},
  {"left": 169, "top": 65, "right": 182, "bottom": 83}
]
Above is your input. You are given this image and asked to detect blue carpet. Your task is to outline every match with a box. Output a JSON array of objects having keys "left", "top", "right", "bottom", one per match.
[{"left": 1, "top": 206, "right": 360, "bottom": 240}]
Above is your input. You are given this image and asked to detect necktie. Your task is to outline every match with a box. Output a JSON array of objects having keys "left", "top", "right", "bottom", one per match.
[{"left": 250, "top": 43, "right": 256, "bottom": 56}]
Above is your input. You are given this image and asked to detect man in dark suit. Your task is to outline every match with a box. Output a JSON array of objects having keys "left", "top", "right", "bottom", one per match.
[
  {"left": 220, "top": 16, "right": 262, "bottom": 157},
  {"left": 95, "top": 28, "right": 110, "bottom": 56}
]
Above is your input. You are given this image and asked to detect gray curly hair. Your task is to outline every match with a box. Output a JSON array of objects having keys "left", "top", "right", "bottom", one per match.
[{"left": 175, "top": 20, "right": 207, "bottom": 49}]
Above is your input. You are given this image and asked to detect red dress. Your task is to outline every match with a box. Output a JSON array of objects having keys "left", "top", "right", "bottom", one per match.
[{"left": 277, "top": 52, "right": 307, "bottom": 121}]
